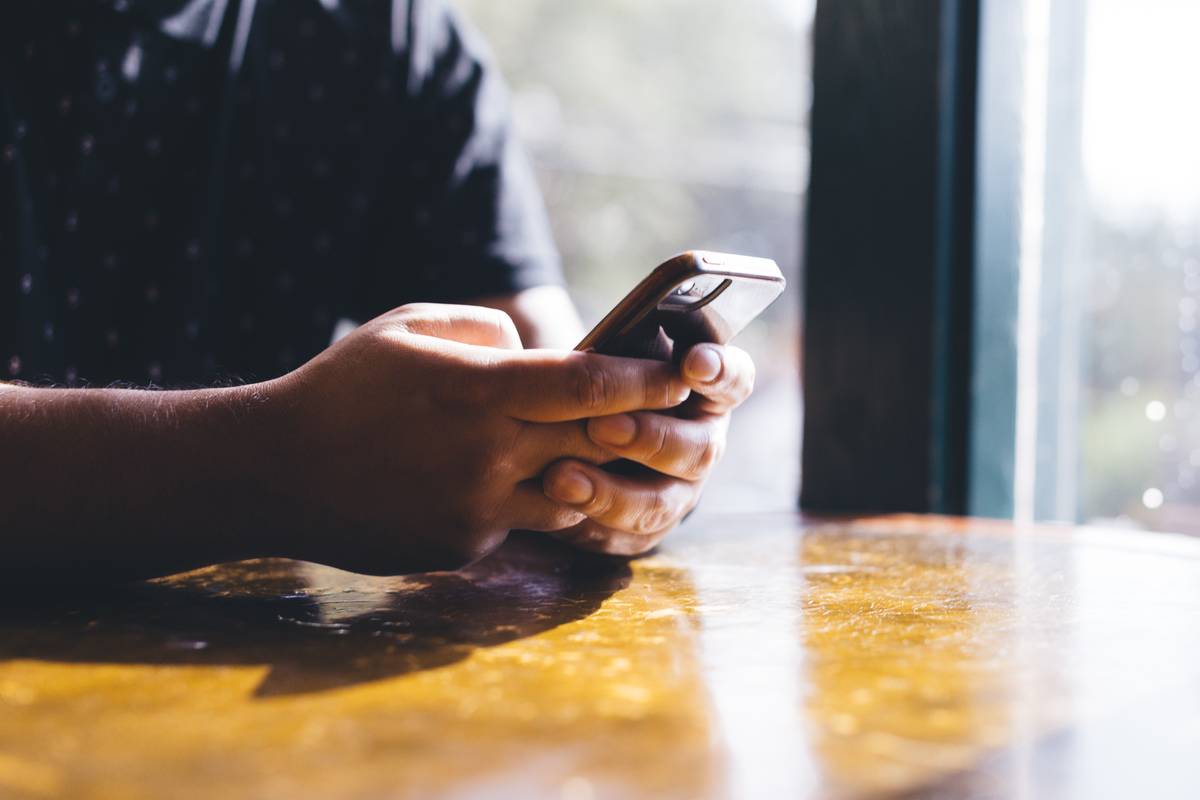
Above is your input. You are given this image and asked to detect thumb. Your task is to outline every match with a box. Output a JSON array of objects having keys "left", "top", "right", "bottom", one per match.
[{"left": 384, "top": 303, "right": 524, "bottom": 350}]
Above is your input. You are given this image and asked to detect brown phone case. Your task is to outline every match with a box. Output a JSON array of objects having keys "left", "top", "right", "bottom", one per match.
[{"left": 575, "top": 251, "right": 786, "bottom": 361}]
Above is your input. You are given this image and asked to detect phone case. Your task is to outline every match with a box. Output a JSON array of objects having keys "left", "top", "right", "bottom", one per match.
[{"left": 576, "top": 251, "right": 786, "bottom": 361}]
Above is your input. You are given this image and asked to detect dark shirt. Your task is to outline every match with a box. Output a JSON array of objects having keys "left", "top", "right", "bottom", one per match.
[{"left": 0, "top": 0, "right": 561, "bottom": 387}]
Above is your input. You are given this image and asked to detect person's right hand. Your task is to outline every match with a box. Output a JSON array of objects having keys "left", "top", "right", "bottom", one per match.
[{"left": 264, "top": 303, "right": 690, "bottom": 575}]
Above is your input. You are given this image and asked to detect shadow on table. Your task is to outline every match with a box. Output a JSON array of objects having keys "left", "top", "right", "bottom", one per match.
[{"left": 0, "top": 532, "right": 631, "bottom": 698}]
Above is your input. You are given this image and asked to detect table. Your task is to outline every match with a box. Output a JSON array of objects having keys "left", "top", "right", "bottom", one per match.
[{"left": 2, "top": 514, "right": 1199, "bottom": 799}]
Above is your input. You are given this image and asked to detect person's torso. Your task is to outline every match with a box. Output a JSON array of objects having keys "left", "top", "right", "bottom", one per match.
[{"left": 1, "top": 0, "right": 419, "bottom": 386}]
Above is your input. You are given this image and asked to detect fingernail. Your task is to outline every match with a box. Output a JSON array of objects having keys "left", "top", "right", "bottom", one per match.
[
  {"left": 685, "top": 346, "right": 722, "bottom": 383},
  {"left": 549, "top": 468, "right": 594, "bottom": 505},
  {"left": 589, "top": 414, "right": 637, "bottom": 447}
]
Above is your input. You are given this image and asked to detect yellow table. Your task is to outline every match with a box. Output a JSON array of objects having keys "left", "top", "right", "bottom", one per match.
[{"left": 2, "top": 514, "right": 1200, "bottom": 798}]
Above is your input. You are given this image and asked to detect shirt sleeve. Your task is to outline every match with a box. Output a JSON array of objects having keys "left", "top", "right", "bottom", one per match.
[{"left": 356, "top": 0, "right": 563, "bottom": 317}]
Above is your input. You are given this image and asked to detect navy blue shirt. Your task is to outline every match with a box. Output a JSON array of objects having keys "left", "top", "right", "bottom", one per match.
[{"left": 0, "top": 0, "right": 561, "bottom": 387}]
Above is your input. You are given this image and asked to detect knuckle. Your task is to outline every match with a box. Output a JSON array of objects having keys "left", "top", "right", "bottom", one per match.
[
  {"left": 642, "top": 417, "right": 671, "bottom": 462},
  {"left": 548, "top": 508, "right": 586, "bottom": 530},
  {"left": 685, "top": 430, "right": 722, "bottom": 478},
  {"left": 574, "top": 360, "right": 610, "bottom": 413},
  {"left": 358, "top": 322, "right": 398, "bottom": 350},
  {"left": 698, "top": 436, "right": 724, "bottom": 474},
  {"left": 584, "top": 480, "right": 617, "bottom": 518},
  {"left": 536, "top": 494, "right": 587, "bottom": 531},
  {"left": 633, "top": 492, "right": 674, "bottom": 535},
  {"left": 478, "top": 305, "right": 510, "bottom": 323},
  {"left": 395, "top": 301, "right": 435, "bottom": 319},
  {"left": 639, "top": 365, "right": 656, "bottom": 407},
  {"left": 642, "top": 364, "right": 672, "bottom": 408},
  {"left": 481, "top": 307, "right": 521, "bottom": 345},
  {"left": 389, "top": 302, "right": 441, "bottom": 333}
]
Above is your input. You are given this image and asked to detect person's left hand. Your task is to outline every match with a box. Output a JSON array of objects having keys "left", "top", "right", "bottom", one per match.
[{"left": 541, "top": 343, "right": 755, "bottom": 555}]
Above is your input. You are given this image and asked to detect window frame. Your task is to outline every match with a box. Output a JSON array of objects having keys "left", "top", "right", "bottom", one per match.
[{"left": 800, "top": 0, "right": 980, "bottom": 514}]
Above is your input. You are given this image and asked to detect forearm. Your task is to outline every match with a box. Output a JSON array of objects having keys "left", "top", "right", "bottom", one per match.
[{"left": 0, "top": 380, "right": 290, "bottom": 582}]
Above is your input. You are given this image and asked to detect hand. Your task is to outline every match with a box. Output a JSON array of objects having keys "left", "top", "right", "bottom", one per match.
[
  {"left": 541, "top": 343, "right": 755, "bottom": 556},
  {"left": 268, "top": 304, "right": 690, "bottom": 574}
]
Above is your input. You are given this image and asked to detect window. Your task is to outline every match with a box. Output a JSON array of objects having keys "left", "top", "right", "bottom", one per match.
[
  {"left": 456, "top": 0, "right": 813, "bottom": 509},
  {"left": 972, "top": 0, "right": 1200, "bottom": 532}
]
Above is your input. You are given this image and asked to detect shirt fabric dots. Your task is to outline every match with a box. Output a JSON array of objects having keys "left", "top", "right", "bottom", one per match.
[{"left": 1, "top": 0, "right": 561, "bottom": 387}]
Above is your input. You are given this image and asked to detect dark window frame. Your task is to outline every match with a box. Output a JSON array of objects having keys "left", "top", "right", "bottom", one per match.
[{"left": 800, "top": 0, "right": 980, "bottom": 513}]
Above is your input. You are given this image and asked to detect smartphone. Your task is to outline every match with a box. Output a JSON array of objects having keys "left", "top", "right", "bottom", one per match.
[{"left": 575, "top": 251, "right": 786, "bottom": 361}]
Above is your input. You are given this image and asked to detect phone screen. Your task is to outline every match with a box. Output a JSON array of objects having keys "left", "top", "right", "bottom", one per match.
[
  {"left": 657, "top": 275, "right": 783, "bottom": 348},
  {"left": 596, "top": 274, "right": 783, "bottom": 361},
  {"left": 579, "top": 252, "right": 786, "bottom": 361}
]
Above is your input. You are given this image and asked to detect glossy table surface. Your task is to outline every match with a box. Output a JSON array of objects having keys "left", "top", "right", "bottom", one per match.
[{"left": 2, "top": 514, "right": 1200, "bottom": 799}]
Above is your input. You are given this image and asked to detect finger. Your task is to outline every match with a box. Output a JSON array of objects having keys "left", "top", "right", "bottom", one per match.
[
  {"left": 497, "top": 350, "right": 691, "bottom": 422},
  {"left": 586, "top": 411, "right": 728, "bottom": 480},
  {"left": 680, "top": 344, "right": 755, "bottom": 414},
  {"left": 549, "top": 520, "right": 668, "bottom": 557},
  {"left": 514, "top": 421, "right": 616, "bottom": 478},
  {"left": 386, "top": 303, "right": 524, "bottom": 349},
  {"left": 541, "top": 460, "right": 699, "bottom": 535},
  {"left": 504, "top": 482, "right": 588, "bottom": 531}
]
